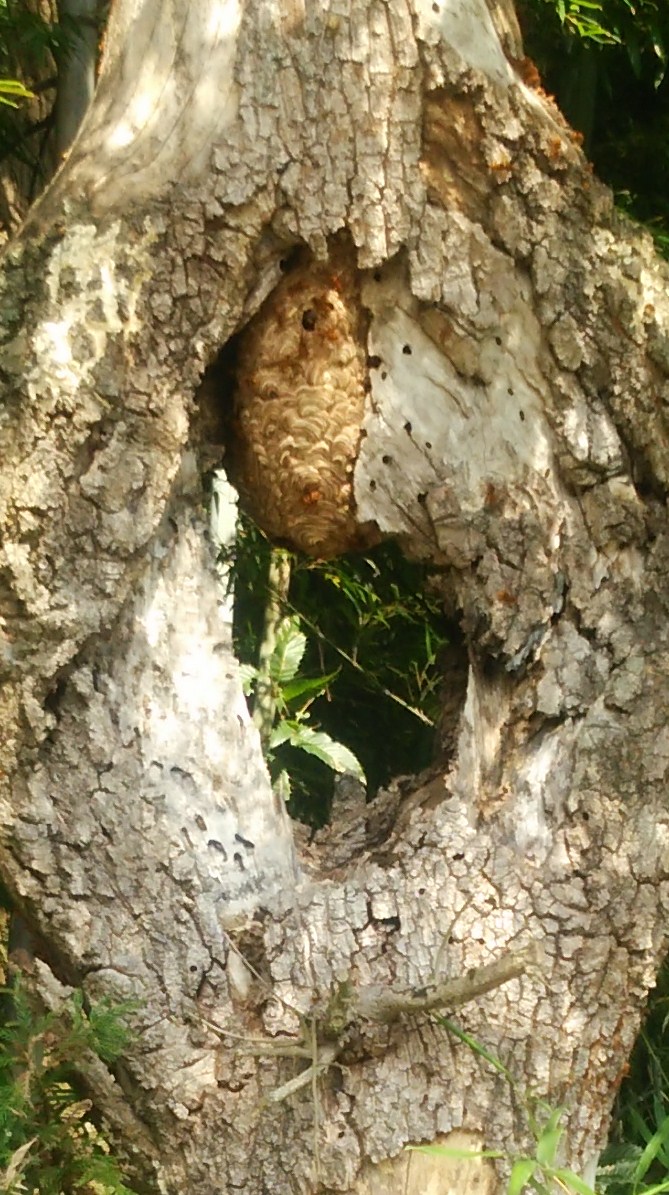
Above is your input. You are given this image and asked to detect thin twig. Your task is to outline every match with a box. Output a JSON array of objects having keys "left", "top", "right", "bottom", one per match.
[
  {"left": 266, "top": 1043, "right": 339, "bottom": 1104},
  {"left": 310, "top": 1017, "right": 321, "bottom": 1178},
  {"left": 351, "top": 944, "right": 542, "bottom": 1025}
]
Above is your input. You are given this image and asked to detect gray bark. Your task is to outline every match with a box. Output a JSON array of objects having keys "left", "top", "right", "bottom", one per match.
[
  {"left": 1, "top": 0, "right": 669, "bottom": 1192},
  {"left": 54, "top": 0, "right": 99, "bottom": 160}
]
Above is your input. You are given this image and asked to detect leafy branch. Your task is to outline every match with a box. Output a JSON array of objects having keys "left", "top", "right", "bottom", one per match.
[
  {"left": 242, "top": 545, "right": 367, "bottom": 796},
  {"left": 0, "top": 977, "right": 138, "bottom": 1194}
]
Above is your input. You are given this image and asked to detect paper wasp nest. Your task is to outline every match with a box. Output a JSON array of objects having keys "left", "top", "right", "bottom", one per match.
[{"left": 232, "top": 247, "right": 375, "bottom": 558}]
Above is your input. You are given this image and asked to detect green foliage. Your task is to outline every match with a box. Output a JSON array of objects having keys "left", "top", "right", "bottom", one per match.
[
  {"left": 420, "top": 999, "right": 669, "bottom": 1195},
  {"left": 0, "top": 80, "right": 34, "bottom": 109},
  {"left": 522, "top": 0, "right": 668, "bottom": 77},
  {"left": 0, "top": 4, "right": 55, "bottom": 181},
  {"left": 412, "top": 1019, "right": 597, "bottom": 1194},
  {"left": 230, "top": 515, "right": 449, "bottom": 823},
  {"left": 0, "top": 977, "right": 138, "bottom": 1194},
  {"left": 599, "top": 960, "right": 669, "bottom": 1195},
  {"left": 0, "top": 1, "right": 96, "bottom": 193},
  {"left": 518, "top": 0, "right": 669, "bottom": 254},
  {"left": 243, "top": 606, "right": 367, "bottom": 794}
]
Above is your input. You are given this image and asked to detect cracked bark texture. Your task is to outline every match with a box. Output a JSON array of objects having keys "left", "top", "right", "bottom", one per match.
[{"left": 1, "top": 0, "right": 669, "bottom": 1192}]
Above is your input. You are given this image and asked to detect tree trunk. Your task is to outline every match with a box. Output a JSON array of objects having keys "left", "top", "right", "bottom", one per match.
[{"left": 2, "top": 0, "right": 669, "bottom": 1191}]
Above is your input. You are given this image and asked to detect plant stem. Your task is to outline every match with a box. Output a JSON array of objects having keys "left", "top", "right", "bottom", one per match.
[{"left": 252, "top": 548, "right": 292, "bottom": 749}]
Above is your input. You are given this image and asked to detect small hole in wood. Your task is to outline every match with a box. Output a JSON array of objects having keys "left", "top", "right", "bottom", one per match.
[
  {"left": 382, "top": 454, "right": 392, "bottom": 465},
  {"left": 417, "top": 492, "right": 427, "bottom": 505},
  {"left": 519, "top": 409, "right": 525, "bottom": 421},
  {"left": 370, "top": 479, "right": 377, "bottom": 490},
  {"left": 381, "top": 371, "right": 387, "bottom": 380},
  {"left": 404, "top": 421, "right": 412, "bottom": 433},
  {"left": 425, "top": 441, "right": 432, "bottom": 450},
  {"left": 302, "top": 308, "right": 317, "bottom": 331},
  {"left": 367, "top": 355, "right": 382, "bottom": 369},
  {"left": 278, "top": 247, "right": 301, "bottom": 273},
  {"left": 402, "top": 344, "right": 412, "bottom": 355}
]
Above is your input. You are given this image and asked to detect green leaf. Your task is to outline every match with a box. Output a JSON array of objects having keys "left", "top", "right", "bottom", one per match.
[
  {"left": 85, "top": 997, "right": 137, "bottom": 1063},
  {"left": 270, "top": 618, "right": 306, "bottom": 686},
  {"left": 269, "top": 721, "right": 292, "bottom": 749},
  {"left": 281, "top": 669, "right": 340, "bottom": 704},
  {"left": 550, "top": 1168, "right": 597, "bottom": 1194},
  {"left": 0, "top": 79, "right": 34, "bottom": 97},
  {"left": 239, "top": 662, "right": 258, "bottom": 696},
  {"left": 631, "top": 1112, "right": 669, "bottom": 1184},
  {"left": 408, "top": 1144, "right": 505, "bottom": 1160},
  {"left": 437, "top": 1019, "right": 515, "bottom": 1084},
  {"left": 507, "top": 1156, "right": 537, "bottom": 1195},
  {"left": 535, "top": 1108, "right": 564, "bottom": 1166},
  {"left": 0, "top": 79, "right": 34, "bottom": 108},
  {"left": 281, "top": 723, "right": 366, "bottom": 779}
]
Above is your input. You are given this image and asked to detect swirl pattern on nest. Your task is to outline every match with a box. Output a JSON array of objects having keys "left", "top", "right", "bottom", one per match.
[{"left": 232, "top": 249, "right": 372, "bottom": 558}]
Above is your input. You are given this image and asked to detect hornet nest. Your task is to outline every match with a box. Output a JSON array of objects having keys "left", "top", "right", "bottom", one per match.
[{"left": 231, "top": 244, "right": 379, "bottom": 558}]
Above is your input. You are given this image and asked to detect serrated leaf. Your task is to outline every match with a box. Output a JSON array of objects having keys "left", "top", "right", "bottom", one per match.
[
  {"left": 282, "top": 723, "right": 366, "bottom": 779},
  {"left": 239, "top": 663, "right": 258, "bottom": 696},
  {"left": 270, "top": 618, "right": 306, "bottom": 686},
  {"left": 269, "top": 721, "right": 293, "bottom": 749},
  {"left": 507, "top": 1157, "right": 537, "bottom": 1195}
]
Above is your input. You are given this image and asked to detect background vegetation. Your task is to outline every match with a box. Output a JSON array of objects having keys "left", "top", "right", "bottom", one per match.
[
  {"left": 230, "top": 517, "right": 449, "bottom": 824},
  {"left": 518, "top": 0, "right": 669, "bottom": 254}
]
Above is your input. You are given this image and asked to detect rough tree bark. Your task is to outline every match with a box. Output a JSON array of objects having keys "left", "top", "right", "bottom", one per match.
[{"left": 2, "top": 0, "right": 669, "bottom": 1192}]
